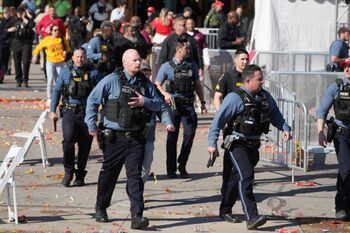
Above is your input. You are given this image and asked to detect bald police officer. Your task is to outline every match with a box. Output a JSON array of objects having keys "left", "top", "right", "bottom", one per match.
[{"left": 85, "top": 49, "right": 162, "bottom": 229}]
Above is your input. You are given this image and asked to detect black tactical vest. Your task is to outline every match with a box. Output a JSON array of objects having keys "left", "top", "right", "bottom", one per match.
[
  {"left": 62, "top": 64, "right": 93, "bottom": 100},
  {"left": 334, "top": 78, "right": 350, "bottom": 122},
  {"left": 168, "top": 60, "right": 196, "bottom": 97},
  {"left": 103, "top": 69, "right": 152, "bottom": 129},
  {"left": 230, "top": 89, "right": 270, "bottom": 135}
]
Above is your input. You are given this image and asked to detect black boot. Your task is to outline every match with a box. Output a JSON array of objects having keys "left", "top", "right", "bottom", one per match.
[
  {"left": 61, "top": 169, "right": 74, "bottom": 187},
  {"left": 73, "top": 170, "right": 87, "bottom": 186},
  {"left": 131, "top": 215, "right": 149, "bottom": 229},
  {"left": 23, "top": 81, "right": 28, "bottom": 88},
  {"left": 16, "top": 81, "right": 22, "bottom": 87}
]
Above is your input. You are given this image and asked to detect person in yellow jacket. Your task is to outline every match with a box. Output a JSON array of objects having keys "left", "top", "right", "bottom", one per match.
[{"left": 32, "top": 24, "right": 71, "bottom": 105}]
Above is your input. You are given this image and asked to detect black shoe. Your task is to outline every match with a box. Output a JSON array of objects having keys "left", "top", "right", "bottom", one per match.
[
  {"left": 167, "top": 172, "right": 177, "bottom": 179},
  {"left": 131, "top": 215, "right": 149, "bottom": 229},
  {"left": 61, "top": 171, "right": 74, "bottom": 187},
  {"left": 73, "top": 170, "right": 87, "bottom": 186},
  {"left": 5, "top": 70, "right": 11, "bottom": 75},
  {"left": 246, "top": 215, "right": 268, "bottom": 230},
  {"left": 23, "top": 82, "right": 28, "bottom": 88},
  {"left": 219, "top": 213, "right": 240, "bottom": 223},
  {"left": 95, "top": 209, "right": 108, "bottom": 222},
  {"left": 16, "top": 82, "right": 22, "bottom": 87},
  {"left": 336, "top": 210, "right": 347, "bottom": 220},
  {"left": 178, "top": 166, "right": 189, "bottom": 178}
]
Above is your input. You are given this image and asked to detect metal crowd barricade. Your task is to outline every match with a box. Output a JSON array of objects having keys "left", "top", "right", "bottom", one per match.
[
  {"left": 262, "top": 79, "right": 309, "bottom": 182},
  {"left": 251, "top": 51, "right": 329, "bottom": 72},
  {"left": 262, "top": 71, "right": 344, "bottom": 180},
  {"left": 196, "top": 28, "right": 219, "bottom": 49}
]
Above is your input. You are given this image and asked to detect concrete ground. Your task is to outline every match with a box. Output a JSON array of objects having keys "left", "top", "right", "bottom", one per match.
[{"left": 0, "top": 64, "right": 348, "bottom": 233}]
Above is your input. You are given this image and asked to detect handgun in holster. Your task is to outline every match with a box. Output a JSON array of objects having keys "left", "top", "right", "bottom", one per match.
[
  {"left": 97, "top": 122, "right": 105, "bottom": 150},
  {"left": 326, "top": 117, "right": 338, "bottom": 143}
]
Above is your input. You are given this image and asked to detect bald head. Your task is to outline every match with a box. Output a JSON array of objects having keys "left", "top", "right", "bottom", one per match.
[{"left": 122, "top": 49, "right": 141, "bottom": 76}]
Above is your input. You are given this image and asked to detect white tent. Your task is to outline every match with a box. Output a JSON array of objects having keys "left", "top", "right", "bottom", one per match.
[{"left": 251, "top": 0, "right": 348, "bottom": 52}]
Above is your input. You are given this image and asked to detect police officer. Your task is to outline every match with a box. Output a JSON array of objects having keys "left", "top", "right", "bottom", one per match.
[
  {"left": 155, "top": 38, "right": 207, "bottom": 179},
  {"left": 49, "top": 48, "right": 102, "bottom": 187},
  {"left": 6, "top": 6, "right": 35, "bottom": 87},
  {"left": 213, "top": 49, "right": 249, "bottom": 204},
  {"left": 208, "top": 65, "right": 291, "bottom": 230},
  {"left": 65, "top": 7, "right": 89, "bottom": 50},
  {"left": 84, "top": 49, "right": 162, "bottom": 229},
  {"left": 317, "top": 58, "right": 350, "bottom": 220},
  {"left": 86, "top": 21, "right": 115, "bottom": 75}
]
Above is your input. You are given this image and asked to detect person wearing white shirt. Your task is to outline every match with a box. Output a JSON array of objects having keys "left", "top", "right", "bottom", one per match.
[
  {"left": 110, "top": 0, "right": 126, "bottom": 23},
  {"left": 89, "top": 0, "right": 112, "bottom": 30}
]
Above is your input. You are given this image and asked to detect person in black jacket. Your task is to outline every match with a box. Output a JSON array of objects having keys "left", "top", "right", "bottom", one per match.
[
  {"left": 218, "top": 11, "right": 244, "bottom": 50},
  {"left": 158, "top": 17, "right": 203, "bottom": 75},
  {"left": 6, "top": 6, "right": 35, "bottom": 87},
  {"left": 0, "top": 7, "right": 13, "bottom": 79}
]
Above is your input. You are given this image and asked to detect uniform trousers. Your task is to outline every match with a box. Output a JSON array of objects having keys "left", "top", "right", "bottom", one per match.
[
  {"left": 220, "top": 143, "right": 260, "bottom": 221},
  {"left": 333, "top": 132, "right": 350, "bottom": 212},
  {"left": 166, "top": 104, "right": 197, "bottom": 174},
  {"left": 96, "top": 135, "right": 145, "bottom": 216},
  {"left": 62, "top": 110, "right": 93, "bottom": 173},
  {"left": 12, "top": 42, "right": 32, "bottom": 83}
]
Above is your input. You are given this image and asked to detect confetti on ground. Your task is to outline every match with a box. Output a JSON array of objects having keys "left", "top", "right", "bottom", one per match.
[
  {"left": 44, "top": 172, "right": 64, "bottom": 180},
  {"left": 25, "top": 168, "right": 33, "bottom": 174},
  {"left": 164, "top": 188, "right": 172, "bottom": 193}
]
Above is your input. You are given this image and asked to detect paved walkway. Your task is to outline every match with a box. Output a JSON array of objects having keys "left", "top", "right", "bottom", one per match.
[{"left": 0, "top": 64, "right": 348, "bottom": 233}]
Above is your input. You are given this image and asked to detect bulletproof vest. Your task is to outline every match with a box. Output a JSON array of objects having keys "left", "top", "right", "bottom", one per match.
[
  {"left": 334, "top": 78, "right": 350, "bottom": 122},
  {"left": 167, "top": 60, "right": 196, "bottom": 97},
  {"left": 230, "top": 89, "right": 270, "bottom": 135},
  {"left": 62, "top": 64, "right": 93, "bottom": 100},
  {"left": 98, "top": 35, "right": 113, "bottom": 56},
  {"left": 14, "top": 20, "right": 34, "bottom": 40},
  {"left": 103, "top": 69, "right": 152, "bottom": 129}
]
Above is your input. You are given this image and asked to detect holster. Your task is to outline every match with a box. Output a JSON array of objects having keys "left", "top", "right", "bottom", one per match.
[
  {"left": 222, "top": 134, "right": 240, "bottom": 150},
  {"left": 97, "top": 123, "right": 105, "bottom": 150},
  {"left": 326, "top": 117, "right": 338, "bottom": 143},
  {"left": 58, "top": 105, "right": 64, "bottom": 118}
]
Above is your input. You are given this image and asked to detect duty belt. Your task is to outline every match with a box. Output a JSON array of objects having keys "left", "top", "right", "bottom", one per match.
[
  {"left": 337, "top": 126, "right": 350, "bottom": 137},
  {"left": 104, "top": 129, "right": 144, "bottom": 142},
  {"left": 175, "top": 97, "right": 195, "bottom": 105},
  {"left": 62, "top": 104, "right": 86, "bottom": 113}
]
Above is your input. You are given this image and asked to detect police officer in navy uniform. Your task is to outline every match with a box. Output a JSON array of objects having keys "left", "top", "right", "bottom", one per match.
[
  {"left": 155, "top": 38, "right": 207, "bottom": 179},
  {"left": 208, "top": 65, "right": 292, "bottom": 230},
  {"left": 85, "top": 21, "right": 115, "bottom": 75},
  {"left": 85, "top": 49, "right": 162, "bottom": 229},
  {"left": 49, "top": 47, "right": 102, "bottom": 187},
  {"left": 317, "top": 58, "right": 350, "bottom": 220},
  {"left": 213, "top": 49, "right": 249, "bottom": 213}
]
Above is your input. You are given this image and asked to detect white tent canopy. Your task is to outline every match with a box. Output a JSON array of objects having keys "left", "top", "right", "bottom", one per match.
[{"left": 251, "top": 0, "right": 347, "bottom": 52}]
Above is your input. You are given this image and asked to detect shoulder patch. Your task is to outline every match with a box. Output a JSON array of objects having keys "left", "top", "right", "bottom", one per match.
[
  {"left": 215, "top": 84, "right": 220, "bottom": 91},
  {"left": 235, "top": 82, "right": 243, "bottom": 87}
]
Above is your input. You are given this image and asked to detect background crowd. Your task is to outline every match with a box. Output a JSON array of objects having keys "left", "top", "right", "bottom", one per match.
[{"left": 0, "top": 0, "right": 254, "bottom": 91}]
